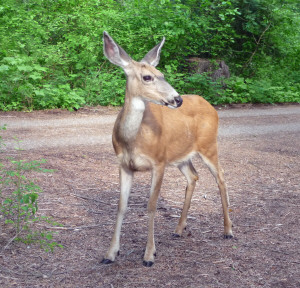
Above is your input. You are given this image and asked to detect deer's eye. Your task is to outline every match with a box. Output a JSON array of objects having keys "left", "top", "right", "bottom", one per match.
[{"left": 143, "top": 75, "right": 153, "bottom": 82}]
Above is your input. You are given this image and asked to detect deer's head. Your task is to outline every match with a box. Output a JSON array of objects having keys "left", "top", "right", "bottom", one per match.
[{"left": 103, "top": 31, "right": 182, "bottom": 108}]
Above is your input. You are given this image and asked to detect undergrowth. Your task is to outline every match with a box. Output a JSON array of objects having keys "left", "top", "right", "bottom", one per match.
[
  {"left": 0, "top": 126, "right": 63, "bottom": 252},
  {"left": 0, "top": 0, "right": 299, "bottom": 110}
]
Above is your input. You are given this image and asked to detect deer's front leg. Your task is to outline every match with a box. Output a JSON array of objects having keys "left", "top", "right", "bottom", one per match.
[
  {"left": 102, "top": 166, "right": 133, "bottom": 264},
  {"left": 143, "top": 165, "right": 165, "bottom": 267}
]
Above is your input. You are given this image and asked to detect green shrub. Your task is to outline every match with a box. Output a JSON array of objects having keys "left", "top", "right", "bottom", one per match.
[
  {"left": 0, "top": 134, "right": 63, "bottom": 252},
  {"left": 0, "top": 0, "right": 299, "bottom": 110}
]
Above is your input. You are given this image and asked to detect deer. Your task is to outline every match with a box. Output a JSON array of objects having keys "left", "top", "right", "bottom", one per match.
[{"left": 101, "top": 31, "right": 233, "bottom": 267}]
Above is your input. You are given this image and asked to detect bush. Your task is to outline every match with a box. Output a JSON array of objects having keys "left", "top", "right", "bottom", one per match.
[
  {"left": 0, "top": 0, "right": 299, "bottom": 110},
  {"left": 0, "top": 132, "right": 63, "bottom": 252}
]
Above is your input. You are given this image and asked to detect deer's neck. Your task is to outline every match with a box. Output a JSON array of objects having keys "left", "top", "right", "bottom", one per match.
[{"left": 120, "top": 95, "right": 145, "bottom": 142}]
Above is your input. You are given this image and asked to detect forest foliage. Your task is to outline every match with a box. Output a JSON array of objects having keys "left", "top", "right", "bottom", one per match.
[{"left": 0, "top": 0, "right": 299, "bottom": 110}]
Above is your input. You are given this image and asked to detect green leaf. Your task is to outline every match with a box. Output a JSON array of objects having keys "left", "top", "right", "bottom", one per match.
[
  {"left": 29, "top": 72, "right": 43, "bottom": 80},
  {"left": 0, "top": 65, "right": 9, "bottom": 72},
  {"left": 17, "top": 65, "right": 33, "bottom": 72}
]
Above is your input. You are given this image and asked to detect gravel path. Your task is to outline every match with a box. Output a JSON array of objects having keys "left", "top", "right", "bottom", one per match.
[{"left": 1, "top": 105, "right": 299, "bottom": 150}]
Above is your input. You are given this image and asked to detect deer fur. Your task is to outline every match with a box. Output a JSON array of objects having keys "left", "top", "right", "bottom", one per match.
[{"left": 101, "top": 31, "right": 233, "bottom": 267}]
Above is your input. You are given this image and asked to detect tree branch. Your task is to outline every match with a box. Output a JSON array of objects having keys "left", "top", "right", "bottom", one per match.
[{"left": 242, "top": 22, "right": 272, "bottom": 72}]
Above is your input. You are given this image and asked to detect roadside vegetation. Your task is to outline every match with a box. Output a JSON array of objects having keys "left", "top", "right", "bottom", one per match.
[
  {"left": 0, "top": 0, "right": 299, "bottom": 110},
  {"left": 0, "top": 126, "right": 63, "bottom": 252}
]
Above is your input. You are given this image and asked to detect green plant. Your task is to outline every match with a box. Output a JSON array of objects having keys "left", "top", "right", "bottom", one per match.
[
  {"left": 0, "top": 0, "right": 299, "bottom": 109},
  {"left": 0, "top": 124, "right": 7, "bottom": 152},
  {"left": 0, "top": 136, "right": 63, "bottom": 252},
  {"left": 222, "top": 71, "right": 300, "bottom": 104}
]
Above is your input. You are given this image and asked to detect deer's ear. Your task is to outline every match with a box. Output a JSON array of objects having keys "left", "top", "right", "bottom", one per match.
[
  {"left": 103, "top": 31, "right": 132, "bottom": 69},
  {"left": 141, "top": 37, "right": 165, "bottom": 67}
]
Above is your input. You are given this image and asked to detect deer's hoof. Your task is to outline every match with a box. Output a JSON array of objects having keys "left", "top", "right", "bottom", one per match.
[
  {"left": 143, "top": 260, "right": 154, "bottom": 267},
  {"left": 172, "top": 233, "right": 181, "bottom": 238},
  {"left": 224, "top": 234, "right": 233, "bottom": 239},
  {"left": 101, "top": 258, "right": 114, "bottom": 265}
]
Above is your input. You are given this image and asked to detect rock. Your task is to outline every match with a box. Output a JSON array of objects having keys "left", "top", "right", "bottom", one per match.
[{"left": 187, "top": 57, "right": 230, "bottom": 82}]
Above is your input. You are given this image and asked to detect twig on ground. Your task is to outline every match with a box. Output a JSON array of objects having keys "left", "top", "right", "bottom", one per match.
[
  {"left": 69, "top": 193, "right": 111, "bottom": 205},
  {"left": 1, "top": 229, "right": 23, "bottom": 253},
  {"left": 43, "top": 224, "right": 101, "bottom": 230}
]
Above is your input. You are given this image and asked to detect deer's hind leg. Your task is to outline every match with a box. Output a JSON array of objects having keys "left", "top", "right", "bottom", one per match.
[
  {"left": 199, "top": 144, "right": 233, "bottom": 238},
  {"left": 174, "top": 160, "right": 198, "bottom": 237}
]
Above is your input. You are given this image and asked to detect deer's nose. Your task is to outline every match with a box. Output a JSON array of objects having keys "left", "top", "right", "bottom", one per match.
[{"left": 174, "top": 96, "right": 183, "bottom": 107}]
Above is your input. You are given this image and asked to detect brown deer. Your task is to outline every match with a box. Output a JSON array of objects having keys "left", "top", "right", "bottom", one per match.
[{"left": 101, "top": 31, "right": 233, "bottom": 267}]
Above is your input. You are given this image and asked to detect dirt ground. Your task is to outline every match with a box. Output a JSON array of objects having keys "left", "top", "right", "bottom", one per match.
[{"left": 0, "top": 104, "right": 299, "bottom": 287}]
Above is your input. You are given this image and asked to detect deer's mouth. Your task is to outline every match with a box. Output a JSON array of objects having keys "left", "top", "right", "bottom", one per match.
[
  {"left": 161, "top": 101, "right": 174, "bottom": 109},
  {"left": 162, "top": 96, "right": 183, "bottom": 108}
]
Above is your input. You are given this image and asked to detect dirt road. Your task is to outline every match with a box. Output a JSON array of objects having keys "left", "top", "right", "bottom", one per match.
[
  {"left": 0, "top": 104, "right": 299, "bottom": 287},
  {"left": 2, "top": 105, "right": 300, "bottom": 150}
]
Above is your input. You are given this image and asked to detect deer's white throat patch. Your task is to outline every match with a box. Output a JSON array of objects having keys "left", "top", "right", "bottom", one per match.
[
  {"left": 132, "top": 97, "right": 146, "bottom": 110},
  {"left": 121, "top": 97, "right": 145, "bottom": 141}
]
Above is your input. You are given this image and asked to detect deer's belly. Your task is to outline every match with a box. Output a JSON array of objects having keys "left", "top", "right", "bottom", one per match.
[{"left": 117, "top": 152, "right": 153, "bottom": 171}]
